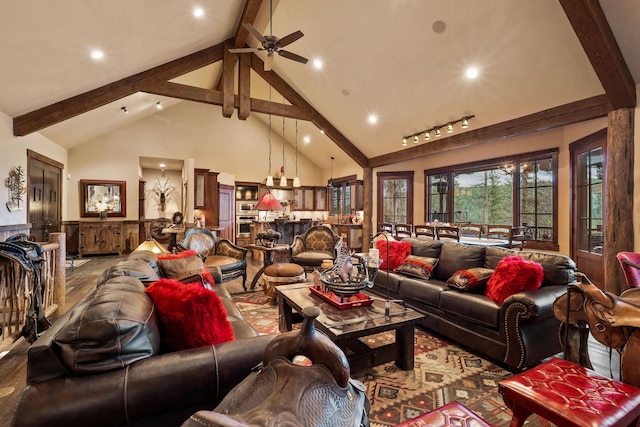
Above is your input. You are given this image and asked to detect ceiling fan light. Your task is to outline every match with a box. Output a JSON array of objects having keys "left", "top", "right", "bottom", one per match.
[{"left": 266, "top": 175, "right": 274, "bottom": 187}]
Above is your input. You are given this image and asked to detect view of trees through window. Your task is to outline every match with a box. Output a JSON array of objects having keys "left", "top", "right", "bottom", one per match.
[
  {"left": 377, "top": 172, "right": 414, "bottom": 225},
  {"left": 425, "top": 150, "right": 558, "bottom": 247}
]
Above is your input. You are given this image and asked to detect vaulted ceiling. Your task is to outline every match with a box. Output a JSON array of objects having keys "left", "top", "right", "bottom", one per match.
[{"left": 1, "top": 1, "right": 638, "bottom": 170}]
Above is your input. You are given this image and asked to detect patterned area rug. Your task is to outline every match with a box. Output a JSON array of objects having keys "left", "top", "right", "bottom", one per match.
[{"left": 232, "top": 291, "right": 553, "bottom": 427}]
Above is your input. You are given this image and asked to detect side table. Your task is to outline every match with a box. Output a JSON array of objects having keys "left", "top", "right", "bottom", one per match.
[{"left": 248, "top": 244, "right": 291, "bottom": 290}]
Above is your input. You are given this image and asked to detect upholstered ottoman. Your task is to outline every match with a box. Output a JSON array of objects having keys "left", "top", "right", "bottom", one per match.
[
  {"left": 395, "top": 401, "right": 490, "bottom": 427},
  {"left": 499, "top": 357, "right": 640, "bottom": 427},
  {"left": 261, "top": 263, "right": 306, "bottom": 305}
]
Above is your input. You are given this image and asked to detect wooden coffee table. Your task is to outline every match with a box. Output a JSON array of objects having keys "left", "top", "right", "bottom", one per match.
[{"left": 276, "top": 283, "right": 424, "bottom": 373}]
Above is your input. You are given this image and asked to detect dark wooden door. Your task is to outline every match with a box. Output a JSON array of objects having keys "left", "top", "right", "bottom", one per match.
[
  {"left": 218, "top": 184, "right": 234, "bottom": 241},
  {"left": 570, "top": 129, "right": 606, "bottom": 288},
  {"left": 27, "top": 151, "right": 62, "bottom": 242}
]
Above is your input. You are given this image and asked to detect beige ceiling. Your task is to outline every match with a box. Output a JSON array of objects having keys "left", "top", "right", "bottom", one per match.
[{"left": 1, "top": 1, "right": 638, "bottom": 169}]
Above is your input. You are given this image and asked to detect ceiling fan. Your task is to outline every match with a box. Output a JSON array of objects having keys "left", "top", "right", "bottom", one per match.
[{"left": 229, "top": 0, "right": 308, "bottom": 71}]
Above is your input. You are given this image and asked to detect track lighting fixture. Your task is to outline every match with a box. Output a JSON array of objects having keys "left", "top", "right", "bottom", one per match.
[{"left": 401, "top": 115, "right": 474, "bottom": 147}]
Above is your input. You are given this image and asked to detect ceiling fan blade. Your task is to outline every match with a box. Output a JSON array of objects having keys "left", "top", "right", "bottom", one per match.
[
  {"left": 243, "top": 23, "right": 267, "bottom": 44},
  {"left": 228, "top": 47, "right": 259, "bottom": 53},
  {"left": 264, "top": 54, "right": 274, "bottom": 71},
  {"left": 277, "top": 30, "right": 304, "bottom": 48},
  {"left": 278, "top": 50, "right": 309, "bottom": 64}
]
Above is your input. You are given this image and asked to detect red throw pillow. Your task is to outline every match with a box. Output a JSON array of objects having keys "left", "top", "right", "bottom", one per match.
[
  {"left": 376, "top": 240, "right": 412, "bottom": 270},
  {"left": 485, "top": 256, "right": 543, "bottom": 304},
  {"left": 145, "top": 278, "right": 234, "bottom": 351}
]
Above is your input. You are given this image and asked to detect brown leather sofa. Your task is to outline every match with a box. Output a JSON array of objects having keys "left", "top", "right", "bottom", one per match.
[
  {"left": 372, "top": 238, "right": 576, "bottom": 371},
  {"left": 12, "top": 251, "right": 273, "bottom": 427}
]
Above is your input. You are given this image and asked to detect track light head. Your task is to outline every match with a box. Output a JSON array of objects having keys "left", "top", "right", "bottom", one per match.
[
  {"left": 435, "top": 128, "right": 441, "bottom": 137},
  {"left": 447, "top": 123, "right": 454, "bottom": 133},
  {"left": 425, "top": 131, "right": 430, "bottom": 140},
  {"left": 461, "top": 118, "right": 469, "bottom": 128}
]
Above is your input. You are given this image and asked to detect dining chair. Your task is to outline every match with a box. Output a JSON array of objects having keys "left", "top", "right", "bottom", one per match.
[
  {"left": 414, "top": 225, "right": 436, "bottom": 240},
  {"left": 378, "top": 222, "right": 395, "bottom": 236},
  {"left": 486, "top": 225, "right": 525, "bottom": 250},
  {"left": 435, "top": 225, "right": 460, "bottom": 241},
  {"left": 460, "top": 223, "right": 483, "bottom": 238},
  {"left": 394, "top": 223, "right": 413, "bottom": 239}
]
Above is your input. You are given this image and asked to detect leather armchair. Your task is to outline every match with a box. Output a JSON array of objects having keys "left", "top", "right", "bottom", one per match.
[
  {"left": 180, "top": 228, "right": 248, "bottom": 287},
  {"left": 290, "top": 225, "right": 342, "bottom": 271}
]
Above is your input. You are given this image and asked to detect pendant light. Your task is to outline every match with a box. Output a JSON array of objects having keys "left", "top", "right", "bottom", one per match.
[
  {"left": 292, "top": 120, "right": 301, "bottom": 187},
  {"left": 279, "top": 99, "right": 287, "bottom": 187},
  {"left": 327, "top": 156, "right": 335, "bottom": 188},
  {"left": 265, "top": 86, "right": 274, "bottom": 187}
]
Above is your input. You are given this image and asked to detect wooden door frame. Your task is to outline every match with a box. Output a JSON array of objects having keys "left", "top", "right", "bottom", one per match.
[
  {"left": 27, "top": 149, "right": 64, "bottom": 237},
  {"left": 569, "top": 128, "right": 607, "bottom": 287}
]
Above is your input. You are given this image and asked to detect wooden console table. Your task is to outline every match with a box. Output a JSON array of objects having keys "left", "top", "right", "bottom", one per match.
[{"left": 78, "top": 221, "right": 123, "bottom": 257}]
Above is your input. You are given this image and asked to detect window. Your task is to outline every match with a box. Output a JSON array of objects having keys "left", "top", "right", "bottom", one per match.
[
  {"left": 330, "top": 175, "right": 362, "bottom": 216},
  {"left": 425, "top": 150, "right": 558, "bottom": 250},
  {"left": 377, "top": 171, "right": 414, "bottom": 225},
  {"left": 575, "top": 147, "right": 603, "bottom": 254}
]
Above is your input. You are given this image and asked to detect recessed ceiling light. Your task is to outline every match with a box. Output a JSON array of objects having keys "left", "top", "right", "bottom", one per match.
[
  {"left": 368, "top": 114, "right": 378, "bottom": 125},
  {"left": 193, "top": 7, "right": 204, "bottom": 18},
  {"left": 155, "top": 102, "right": 163, "bottom": 110},
  {"left": 466, "top": 67, "right": 479, "bottom": 79},
  {"left": 320, "top": 130, "right": 325, "bottom": 134},
  {"left": 159, "top": 163, "right": 166, "bottom": 169},
  {"left": 90, "top": 50, "right": 104, "bottom": 60},
  {"left": 304, "top": 136, "right": 311, "bottom": 144},
  {"left": 313, "top": 58, "right": 323, "bottom": 69}
]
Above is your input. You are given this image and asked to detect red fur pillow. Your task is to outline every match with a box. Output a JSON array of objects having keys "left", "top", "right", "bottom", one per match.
[
  {"left": 485, "top": 256, "right": 544, "bottom": 304},
  {"left": 376, "top": 240, "right": 412, "bottom": 270},
  {"left": 145, "top": 278, "right": 234, "bottom": 351}
]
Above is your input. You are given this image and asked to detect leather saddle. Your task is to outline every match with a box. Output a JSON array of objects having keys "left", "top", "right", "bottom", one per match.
[
  {"left": 181, "top": 306, "right": 370, "bottom": 427},
  {"left": 553, "top": 272, "right": 640, "bottom": 387},
  {"left": 0, "top": 234, "right": 50, "bottom": 342}
]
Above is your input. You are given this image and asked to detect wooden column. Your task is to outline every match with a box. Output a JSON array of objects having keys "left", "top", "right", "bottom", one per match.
[
  {"left": 49, "top": 232, "right": 66, "bottom": 314},
  {"left": 605, "top": 108, "right": 634, "bottom": 294},
  {"left": 362, "top": 167, "right": 373, "bottom": 251}
]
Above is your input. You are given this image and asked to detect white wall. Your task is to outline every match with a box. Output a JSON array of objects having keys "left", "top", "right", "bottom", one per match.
[
  {"left": 0, "top": 111, "right": 68, "bottom": 226},
  {"left": 142, "top": 168, "right": 183, "bottom": 219},
  {"left": 67, "top": 101, "right": 325, "bottom": 221}
]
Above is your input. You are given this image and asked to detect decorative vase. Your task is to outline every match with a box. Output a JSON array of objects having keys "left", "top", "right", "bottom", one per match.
[{"left": 99, "top": 210, "right": 107, "bottom": 220}]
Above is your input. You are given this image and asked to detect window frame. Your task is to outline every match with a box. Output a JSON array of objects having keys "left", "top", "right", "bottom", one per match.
[
  {"left": 424, "top": 149, "right": 559, "bottom": 251},
  {"left": 377, "top": 171, "right": 414, "bottom": 226}
]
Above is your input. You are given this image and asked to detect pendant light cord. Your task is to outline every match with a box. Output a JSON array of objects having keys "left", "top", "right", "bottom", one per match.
[{"left": 295, "top": 120, "right": 298, "bottom": 176}]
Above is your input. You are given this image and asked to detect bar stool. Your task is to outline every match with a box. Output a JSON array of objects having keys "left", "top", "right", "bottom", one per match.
[{"left": 499, "top": 357, "right": 640, "bottom": 427}]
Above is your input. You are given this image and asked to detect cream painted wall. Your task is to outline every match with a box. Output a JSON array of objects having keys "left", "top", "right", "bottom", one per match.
[
  {"left": 67, "top": 101, "right": 324, "bottom": 221},
  {"left": 142, "top": 168, "right": 183, "bottom": 219},
  {"left": 0, "top": 111, "right": 68, "bottom": 226},
  {"left": 371, "top": 117, "right": 609, "bottom": 256}
]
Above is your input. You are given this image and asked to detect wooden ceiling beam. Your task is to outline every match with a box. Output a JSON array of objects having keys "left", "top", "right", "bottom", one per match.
[
  {"left": 559, "top": 0, "right": 636, "bottom": 109},
  {"left": 13, "top": 42, "right": 225, "bottom": 136},
  {"left": 251, "top": 54, "right": 369, "bottom": 168},
  {"left": 140, "top": 81, "right": 311, "bottom": 120},
  {"left": 368, "top": 95, "right": 612, "bottom": 168}
]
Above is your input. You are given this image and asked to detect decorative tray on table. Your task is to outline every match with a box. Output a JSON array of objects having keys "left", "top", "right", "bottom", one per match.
[{"left": 309, "top": 284, "right": 373, "bottom": 309}]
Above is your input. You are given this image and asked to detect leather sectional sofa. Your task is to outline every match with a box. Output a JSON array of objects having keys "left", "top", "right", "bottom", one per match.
[
  {"left": 12, "top": 250, "right": 274, "bottom": 427},
  {"left": 372, "top": 238, "right": 576, "bottom": 371}
]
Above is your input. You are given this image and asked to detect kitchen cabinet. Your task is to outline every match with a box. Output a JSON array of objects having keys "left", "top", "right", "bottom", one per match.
[
  {"left": 194, "top": 168, "right": 209, "bottom": 209},
  {"left": 332, "top": 224, "right": 363, "bottom": 252},
  {"left": 293, "top": 187, "right": 315, "bottom": 210},
  {"left": 314, "top": 187, "right": 328, "bottom": 211},
  {"left": 79, "top": 221, "right": 123, "bottom": 257}
]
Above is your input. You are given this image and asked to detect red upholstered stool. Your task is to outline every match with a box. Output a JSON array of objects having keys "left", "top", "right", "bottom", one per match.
[
  {"left": 499, "top": 357, "right": 640, "bottom": 427},
  {"left": 395, "top": 401, "right": 491, "bottom": 427},
  {"left": 261, "top": 263, "right": 305, "bottom": 305}
]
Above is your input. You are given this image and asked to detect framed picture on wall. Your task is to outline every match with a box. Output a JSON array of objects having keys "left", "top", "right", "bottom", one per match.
[{"left": 80, "top": 179, "right": 126, "bottom": 218}]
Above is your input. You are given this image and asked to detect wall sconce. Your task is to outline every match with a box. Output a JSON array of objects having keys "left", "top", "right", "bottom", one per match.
[{"left": 401, "top": 115, "right": 474, "bottom": 147}]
